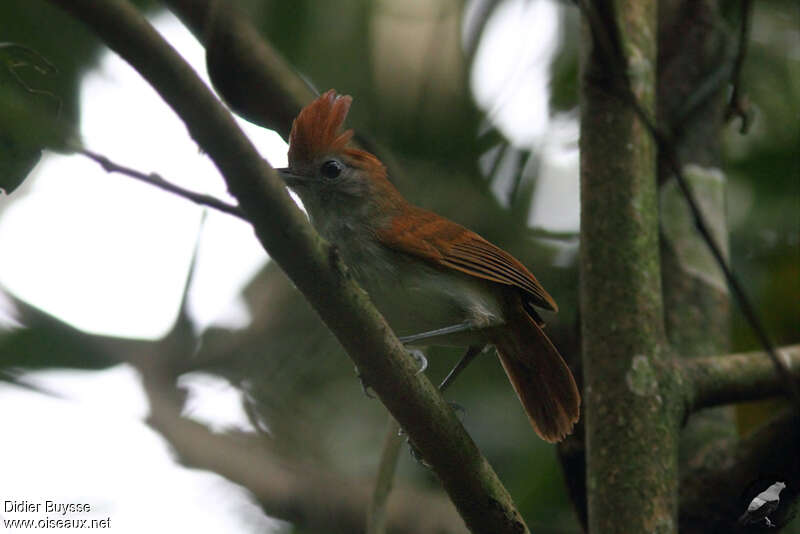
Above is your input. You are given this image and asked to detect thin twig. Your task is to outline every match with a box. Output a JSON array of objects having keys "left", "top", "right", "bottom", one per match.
[
  {"left": 673, "top": 58, "right": 732, "bottom": 133},
  {"left": 485, "top": 140, "right": 509, "bottom": 183},
  {"left": 509, "top": 150, "right": 537, "bottom": 218},
  {"left": 76, "top": 147, "right": 247, "bottom": 220},
  {"left": 725, "top": 0, "right": 755, "bottom": 133},
  {"left": 366, "top": 415, "right": 404, "bottom": 534},
  {"left": 573, "top": 0, "right": 800, "bottom": 405},
  {"left": 172, "top": 209, "right": 207, "bottom": 340}
]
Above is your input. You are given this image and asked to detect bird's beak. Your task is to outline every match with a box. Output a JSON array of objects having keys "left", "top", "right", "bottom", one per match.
[{"left": 275, "top": 167, "right": 307, "bottom": 188}]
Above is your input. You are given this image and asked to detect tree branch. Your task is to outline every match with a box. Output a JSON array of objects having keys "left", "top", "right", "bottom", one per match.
[
  {"left": 48, "top": 1, "right": 528, "bottom": 532},
  {"left": 682, "top": 344, "right": 800, "bottom": 412},
  {"left": 367, "top": 416, "right": 405, "bottom": 534},
  {"left": 574, "top": 0, "right": 800, "bottom": 406},
  {"left": 76, "top": 147, "right": 247, "bottom": 220},
  {"left": 725, "top": 0, "right": 755, "bottom": 133},
  {"left": 164, "top": 0, "right": 313, "bottom": 138},
  {"left": 162, "top": 0, "right": 402, "bottom": 182},
  {"left": 2, "top": 288, "right": 466, "bottom": 534},
  {"left": 579, "top": 1, "right": 678, "bottom": 532}
]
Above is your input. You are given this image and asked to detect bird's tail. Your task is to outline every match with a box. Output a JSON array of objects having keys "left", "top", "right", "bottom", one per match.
[{"left": 491, "top": 306, "right": 580, "bottom": 442}]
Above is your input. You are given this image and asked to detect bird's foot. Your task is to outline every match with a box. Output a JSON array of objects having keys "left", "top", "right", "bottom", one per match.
[
  {"left": 407, "top": 348, "right": 428, "bottom": 374},
  {"left": 355, "top": 366, "right": 376, "bottom": 398}
]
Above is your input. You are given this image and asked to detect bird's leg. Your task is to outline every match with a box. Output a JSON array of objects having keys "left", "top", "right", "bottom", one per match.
[
  {"left": 398, "top": 321, "right": 487, "bottom": 388},
  {"left": 433, "top": 346, "right": 487, "bottom": 431},
  {"left": 398, "top": 322, "right": 473, "bottom": 345},
  {"left": 439, "top": 344, "right": 487, "bottom": 391},
  {"left": 404, "top": 345, "right": 487, "bottom": 467},
  {"left": 398, "top": 323, "right": 474, "bottom": 375}
]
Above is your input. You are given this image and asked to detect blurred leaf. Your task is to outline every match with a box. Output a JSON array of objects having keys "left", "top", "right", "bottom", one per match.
[
  {"left": 0, "top": 291, "right": 118, "bottom": 371},
  {"left": 0, "top": 133, "right": 41, "bottom": 195},
  {"left": 0, "top": 44, "right": 80, "bottom": 194},
  {"left": 0, "top": 84, "right": 78, "bottom": 151}
]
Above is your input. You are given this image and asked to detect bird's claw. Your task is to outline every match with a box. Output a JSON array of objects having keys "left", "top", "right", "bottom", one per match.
[
  {"left": 407, "top": 349, "right": 428, "bottom": 374},
  {"left": 355, "top": 366, "right": 376, "bottom": 398},
  {"left": 406, "top": 438, "right": 432, "bottom": 468},
  {"left": 392, "top": 424, "right": 431, "bottom": 468}
]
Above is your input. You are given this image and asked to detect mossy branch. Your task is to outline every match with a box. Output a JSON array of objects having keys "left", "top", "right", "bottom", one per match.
[
  {"left": 47, "top": 1, "right": 528, "bottom": 532},
  {"left": 579, "top": 1, "right": 679, "bottom": 532},
  {"left": 683, "top": 344, "right": 800, "bottom": 412}
]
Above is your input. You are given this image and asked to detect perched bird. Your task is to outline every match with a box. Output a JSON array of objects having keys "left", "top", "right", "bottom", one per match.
[
  {"left": 278, "top": 90, "right": 580, "bottom": 442},
  {"left": 738, "top": 481, "right": 786, "bottom": 528}
]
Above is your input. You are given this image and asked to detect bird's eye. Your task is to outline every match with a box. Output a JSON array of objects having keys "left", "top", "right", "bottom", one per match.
[{"left": 320, "top": 160, "right": 343, "bottom": 179}]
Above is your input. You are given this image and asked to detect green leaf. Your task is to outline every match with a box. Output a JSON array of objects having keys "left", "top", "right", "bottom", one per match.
[
  {"left": 0, "top": 135, "right": 41, "bottom": 195},
  {"left": 0, "top": 43, "right": 78, "bottom": 195}
]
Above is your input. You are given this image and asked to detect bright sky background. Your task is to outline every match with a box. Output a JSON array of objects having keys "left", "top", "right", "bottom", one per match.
[
  {"left": 0, "top": 16, "right": 282, "bottom": 339},
  {"left": 0, "top": 2, "right": 574, "bottom": 532},
  {"left": 0, "top": 12, "right": 285, "bottom": 534},
  {"left": 470, "top": 0, "right": 579, "bottom": 231}
]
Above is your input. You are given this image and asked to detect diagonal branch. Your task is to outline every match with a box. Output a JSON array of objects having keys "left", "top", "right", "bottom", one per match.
[
  {"left": 164, "top": 0, "right": 312, "bottom": 138},
  {"left": 163, "top": 0, "right": 402, "bottom": 182},
  {"left": 2, "top": 289, "right": 467, "bottom": 534},
  {"left": 366, "top": 415, "right": 405, "bottom": 534},
  {"left": 725, "top": 0, "right": 755, "bottom": 133},
  {"left": 77, "top": 147, "right": 247, "bottom": 219},
  {"left": 47, "top": 1, "right": 529, "bottom": 532}
]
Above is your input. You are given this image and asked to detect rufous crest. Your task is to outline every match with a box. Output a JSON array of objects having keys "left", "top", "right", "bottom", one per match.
[
  {"left": 288, "top": 90, "right": 354, "bottom": 167},
  {"left": 288, "top": 90, "right": 387, "bottom": 177}
]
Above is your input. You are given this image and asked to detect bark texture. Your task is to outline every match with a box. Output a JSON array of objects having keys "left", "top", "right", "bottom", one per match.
[{"left": 580, "top": 1, "right": 681, "bottom": 532}]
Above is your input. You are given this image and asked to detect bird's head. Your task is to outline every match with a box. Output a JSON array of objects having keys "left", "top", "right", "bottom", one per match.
[{"left": 278, "top": 90, "right": 401, "bottom": 226}]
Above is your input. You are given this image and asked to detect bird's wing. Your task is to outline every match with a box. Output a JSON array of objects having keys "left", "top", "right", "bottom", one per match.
[{"left": 376, "top": 206, "right": 558, "bottom": 311}]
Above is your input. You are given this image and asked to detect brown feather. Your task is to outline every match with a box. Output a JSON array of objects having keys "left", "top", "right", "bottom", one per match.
[
  {"left": 288, "top": 90, "right": 556, "bottom": 314},
  {"left": 376, "top": 205, "right": 558, "bottom": 312},
  {"left": 341, "top": 148, "right": 387, "bottom": 177},
  {"left": 288, "top": 90, "right": 387, "bottom": 178},
  {"left": 288, "top": 89, "right": 354, "bottom": 166},
  {"left": 491, "top": 307, "right": 580, "bottom": 442},
  {"left": 378, "top": 204, "right": 579, "bottom": 441}
]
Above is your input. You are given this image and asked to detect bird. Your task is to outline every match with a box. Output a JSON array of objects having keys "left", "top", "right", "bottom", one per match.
[
  {"left": 738, "top": 481, "right": 786, "bottom": 528},
  {"left": 277, "top": 89, "right": 580, "bottom": 442}
]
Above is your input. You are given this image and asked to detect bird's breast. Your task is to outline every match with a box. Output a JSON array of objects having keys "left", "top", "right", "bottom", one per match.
[{"left": 335, "top": 236, "right": 506, "bottom": 346}]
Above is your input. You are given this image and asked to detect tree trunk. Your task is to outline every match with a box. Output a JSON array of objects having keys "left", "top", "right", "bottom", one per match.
[{"left": 580, "top": 1, "right": 682, "bottom": 532}]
